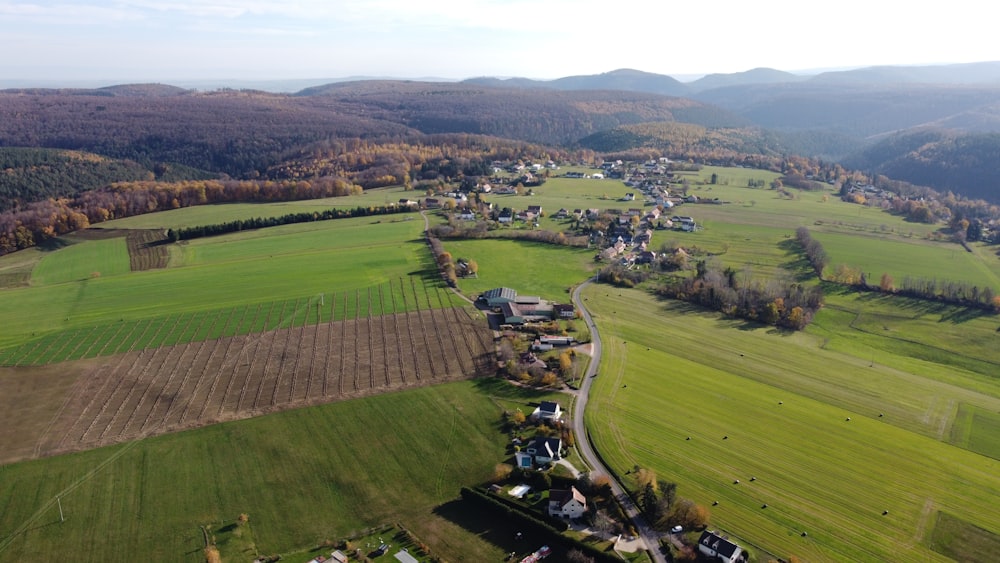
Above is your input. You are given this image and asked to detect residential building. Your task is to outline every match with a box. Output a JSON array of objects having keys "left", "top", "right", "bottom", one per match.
[
  {"left": 548, "top": 487, "right": 588, "bottom": 519},
  {"left": 697, "top": 531, "right": 745, "bottom": 563}
]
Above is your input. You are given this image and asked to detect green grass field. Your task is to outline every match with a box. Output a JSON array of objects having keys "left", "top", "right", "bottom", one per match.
[
  {"left": 0, "top": 214, "right": 437, "bottom": 352},
  {"left": 30, "top": 237, "right": 131, "bottom": 286},
  {"left": 444, "top": 239, "right": 596, "bottom": 302},
  {"left": 0, "top": 379, "right": 567, "bottom": 563},
  {"left": 582, "top": 287, "right": 1000, "bottom": 562}
]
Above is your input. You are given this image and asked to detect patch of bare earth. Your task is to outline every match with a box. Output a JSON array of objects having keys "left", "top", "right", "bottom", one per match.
[
  {"left": 125, "top": 229, "right": 169, "bottom": 271},
  {"left": 1, "top": 308, "right": 493, "bottom": 464}
]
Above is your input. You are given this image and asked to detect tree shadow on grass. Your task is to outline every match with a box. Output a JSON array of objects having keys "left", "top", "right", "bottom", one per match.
[
  {"left": 35, "top": 237, "right": 73, "bottom": 252},
  {"left": 473, "top": 377, "right": 556, "bottom": 403},
  {"left": 432, "top": 499, "right": 546, "bottom": 556},
  {"left": 776, "top": 238, "right": 817, "bottom": 282}
]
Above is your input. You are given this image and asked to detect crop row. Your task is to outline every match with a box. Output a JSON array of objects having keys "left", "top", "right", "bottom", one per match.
[
  {"left": 0, "top": 277, "right": 461, "bottom": 366},
  {"left": 34, "top": 290, "right": 493, "bottom": 455}
]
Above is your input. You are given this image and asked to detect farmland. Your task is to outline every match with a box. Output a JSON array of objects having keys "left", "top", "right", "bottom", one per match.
[
  {"left": 0, "top": 380, "right": 532, "bottom": 563},
  {"left": 5, "top": 285, "right": 491, "bottom": 463},
  {"left": 3, "top": 165, "right": 1000, "bottom": 562},
  {"left": 582, "top": 287, "right": 1000, "bottom": 562}
]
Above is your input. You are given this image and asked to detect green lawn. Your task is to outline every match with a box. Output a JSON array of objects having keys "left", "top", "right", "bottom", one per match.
[
  {"left": 582, "top": 286, "right": 1000, "bottom": 562},
  {"left": 443, "top": 239, "right": 596, "bottom": 302},
  {"left": 0, "top": 380, "right": 521, "bottom": 563}
]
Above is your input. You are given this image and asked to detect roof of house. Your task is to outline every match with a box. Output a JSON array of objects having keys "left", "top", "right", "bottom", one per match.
[
  {"left": 698, "top": 531, "right": 741, "bottom": 558},
  {"left": 528, "top": 436, "right": 561, "bottom": 459},
  {"left": 550, "top": 486, "right": 586, "bottom": 508},
  {"left": 538, "top": 401, "right": 561, "bottom": 414}
]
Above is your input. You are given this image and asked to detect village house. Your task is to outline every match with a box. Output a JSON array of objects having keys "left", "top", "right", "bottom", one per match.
[
  {"left": 515, "top": 436, "right": 563, "bottom": 468},
  {"left": 531, "top": 400, "right": 563, "bottom": 421},
  {"left": 635, "top": 250, "right": 657, "bottom": 264},
  {"left": 548, "top": 487, "right": 588, "bottom": 519},
  {"left": 697, "top": 531, "right": 746, "bottom": 563},
  {"left": 423, "top": 198, "right": 441, "bottom": 209},
  {"left": 457, "top": 208, "right": 476, "bottom": 221}
]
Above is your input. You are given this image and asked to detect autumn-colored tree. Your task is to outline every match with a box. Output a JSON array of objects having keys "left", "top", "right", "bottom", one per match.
[
  {"left": 511, "top": 410, "right": 526, "bottom": 426},
  {"left": 666, "top": 498, "right": 710, "bottom": 530},
  {"left": 467, "top": 260, "right": 478, "bottom": 275},
  {"left": 786, "top": 306, "right": 805, "bottom": 330},
  {"left": 204, "top": 546, "right": 222, "bottom": 563},
  {"left": 559, "top": 351, "right": 573, "bottom": 375},
  {"left": 880, "top": 272, "right": 894, "bottom": 292},
  {"left": 492, "top": 463, "right": 514, "bottom": 483}
]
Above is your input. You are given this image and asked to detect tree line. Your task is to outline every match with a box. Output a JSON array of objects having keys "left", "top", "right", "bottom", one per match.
[
  {"left": 168, "top": 204, "right": 414, "bottom": 242},
  {"left": 794, "top": 227, "right": 829, "bottom": 278},
  {"left": 656, "top": 260, "right": 824, "bottom": 330},
  {"left": 0, "top": 178, "right": 361, "bottom": 256},
  {"left": 795, "top": 226, "right": 1000, "bottom": 311}
]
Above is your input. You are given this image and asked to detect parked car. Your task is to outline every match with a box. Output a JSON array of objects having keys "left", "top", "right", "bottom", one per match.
[{"left": 671, "top": 525, "right": 683, "bottom": 533}]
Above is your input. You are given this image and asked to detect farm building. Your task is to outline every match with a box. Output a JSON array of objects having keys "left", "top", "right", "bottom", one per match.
[
  {"left": 548, "top": 486, "right": 587, "bottom": 519},
  {"left": 531, "top": 401, "right": 563, "bottom": 421},
  {"left": 538, "top": 335, "right": 575, "bottom": 346},
  {"left": 553, "top": 304, "right": 575, "bottom": 319},
  {"left": 481, "top": 287, "right": 518, "bottom": 306},
  {"left": 531, "top": 340, "right": 553, "bottom": 351},
  {"left": 697, "top": 531, "right": 746, "bottom": 563}
]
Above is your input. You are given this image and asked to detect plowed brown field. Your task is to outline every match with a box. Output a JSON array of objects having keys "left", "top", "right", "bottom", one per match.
[{"left": 2, "top": 307, "right": 493, "bottom": 464}]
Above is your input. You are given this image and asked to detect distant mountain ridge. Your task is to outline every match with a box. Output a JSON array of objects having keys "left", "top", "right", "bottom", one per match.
[{"left": 463, "top": 61, "right": 1000, "bottom": 96}]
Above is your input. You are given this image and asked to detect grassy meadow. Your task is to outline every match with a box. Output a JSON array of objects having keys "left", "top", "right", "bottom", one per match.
[
  {"left": 0, "top": 213, "right": 438, "bottom": 352},
  {"left": 0, "top": 380, "right": 560, "bottom": 563},
  {"left": 582, "top": 287, "right": 1000, "bottom": 562},
  {"left": 444, "top": 239, "right": 595, "bottom": 301}
]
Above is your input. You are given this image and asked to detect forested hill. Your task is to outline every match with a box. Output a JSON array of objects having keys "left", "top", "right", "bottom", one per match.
[
  {"left": 0, "top": 87, "right": 418, "bottom": 179},
  {"left": 294, "top": 80, "right": 746, "bottom": 143},
  {"left": 844, "top": 129, "right": 1000, "bottom": 202},
  {"left": 0, "top": 81, "right": 741, "bottom": 183}
]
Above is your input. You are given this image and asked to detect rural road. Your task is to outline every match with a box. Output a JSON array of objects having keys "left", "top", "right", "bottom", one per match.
[{"left": 570, "top": 279, "right": 668, "bottom": 563}]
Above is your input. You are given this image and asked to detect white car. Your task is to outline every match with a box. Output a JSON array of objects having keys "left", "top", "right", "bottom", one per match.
[{"left": 670, "top": 525, "right": 683, "bottom": 533}]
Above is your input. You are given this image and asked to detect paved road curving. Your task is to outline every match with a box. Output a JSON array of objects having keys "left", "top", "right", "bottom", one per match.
[{"left": 571, "top": 278, "right": 668, "bottom": 563}]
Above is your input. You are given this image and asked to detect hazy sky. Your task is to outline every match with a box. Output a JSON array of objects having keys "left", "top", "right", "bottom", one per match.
[{"left": 2, "top": 0, "right": 998, "bottom": 84}]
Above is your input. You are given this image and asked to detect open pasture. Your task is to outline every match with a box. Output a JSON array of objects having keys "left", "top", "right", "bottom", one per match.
[
  {"left": 0, "top": 214, "right": 431, "bottom": 351},
  {"left": 443, "top": 238, "right": 595, "bottom": 301},
  {"left": 583, "top": 287, "right": 1000, "bottom": 562},
  {"left": 92, "top": 186, "right": 418, "bottom": 229},
  {"left": 0, "top": 281, "right": 492, "bottom": 464},
  {"left": 0, "top": 276, "right": 463, "bottom": 366},
  {"left": 0, "top": 380, "right": 517, "bottom": 563}
]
